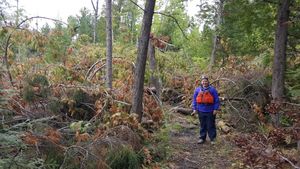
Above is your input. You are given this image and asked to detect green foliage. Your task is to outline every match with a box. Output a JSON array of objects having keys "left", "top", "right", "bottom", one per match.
[
  {"left": 30, "top": 74, "right": 49, "bottom": 86},
  {"left": 22, "top": 85, "right": 35, "bottom": 102},
  {"left": 106, "top": 146, "right": 141, "bottom": 169},
  {"left": 44, "top": 27, "right": 71, "bottom": 63},
  {"left": 50, "top": 66, "right": 72, "bottom": 83},
  {"left": 146, "top": 125, "right": 170, "bottom": 162},
  {"left": 221, "top": 0, "right": 276, "bottom": 56},
  {"left": 67, "top": 16, "right": 79, "bottom": 37},
  {"left": 279, "top": 114, "right": 293, "bottom": 127},
  {"left": 286, "top": 65, "right": 300, "bottom": 101},
  {"left": 0, "top": 131, "right": 38, "bottom": 169},
  {"left": 62, "top": 89, "right": 95, "bottom": 120},
  {"left": 97, "top": 16, "right": 106, "bottom": 44},
  {"left": 78, "top": 7, "right": 93, "bottom": 38},
  {"left": 22, "top": 74, "right": 50, "bottom": 103},
  {"left": 152, "top": 0, "right": 189, "bottom": 48},
  {"left": 70, "top": 121, "right": 91, "bottom": 133},
  {"left": 74, "top": 34, "right": 92, "bottom": 47},
  {"left": 41, "top": 23, "right": 51, "bottom": 35},
  {"left": 185, "top": 25, "right": 213, "bottom": 67},
  {"left": 47, "top": 98, "right": 63, "bottom": 114},
  {"left": 72, "top": 89, "right": 90, "bottom": 105},
  {"left": 111, "top": 0, "right": 141, "bottom": 44}
]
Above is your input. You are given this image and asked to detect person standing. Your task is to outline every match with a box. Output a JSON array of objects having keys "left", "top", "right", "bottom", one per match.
[{"left": 192, "top": 76, "right": 220, "bottom": 144}]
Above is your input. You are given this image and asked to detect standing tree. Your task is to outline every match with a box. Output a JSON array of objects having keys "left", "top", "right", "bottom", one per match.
[
  {"left": 148, "top": 41, "right": 161, "bottom": 98},
  {"left": 91, "top": 0, "right": 99, "bottom": 43},
  {"left": 112, "top": 0, "right": 125, "bottom": 40},
  {"left": 131, "top": 0, "right": 156, "bottom": 122},
  {"left": 271, "top": 0, "right": 290, "bottom": 126},
  {"left": 112, "top": 0, "right": 141, "bottom": 44},
  {"left": 209, "top": 0, "right": 225, "bottom": 70},
  {"left": 106, "top": 0, "right": 113, "bottom": 90},
  {"left": 78, "top": 7, "right": 93, "bottom": 38}
]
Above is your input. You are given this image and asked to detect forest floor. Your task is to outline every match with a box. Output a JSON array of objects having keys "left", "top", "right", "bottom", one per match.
[{"left": 164, "top": 111, "right": 239, "bottom": 169}]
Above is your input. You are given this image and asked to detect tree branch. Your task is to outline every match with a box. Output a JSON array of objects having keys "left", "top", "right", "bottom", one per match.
[
  {"left": 154, "top": 11, "right": 188, "bottom": 39},
  {"left": 128, "top": 0, "right": 188, "bottom": 40},
  {"left": 17, "top": 16, "right": 67, "bottom": 28},
  {"left": 91, "top": 0, "right": 96, "bottom": 11}
]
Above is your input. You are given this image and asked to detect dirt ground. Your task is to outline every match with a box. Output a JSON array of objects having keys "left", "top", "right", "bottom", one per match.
[{"left": 166, "top": 112, "right": 236, "bottom": 169}]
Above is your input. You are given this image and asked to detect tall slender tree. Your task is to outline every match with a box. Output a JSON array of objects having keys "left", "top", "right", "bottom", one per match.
[
  {"left": 271, "top": 0, "right": 290, "bottom": 127},
  {"left": 106, "top": 0, "right": 113, "bottom": 90},
  {"left": 209, "top": 0, "right": 224, "bottom": 70},
  {"left": 272, "top": 0, "right": 290, "bottom": 101},
  {"left": 131, "top": 0, "right": 156, "bottom": 121},
  {"left": 91, "top": 0, "right": 99, "bottom": 43}
]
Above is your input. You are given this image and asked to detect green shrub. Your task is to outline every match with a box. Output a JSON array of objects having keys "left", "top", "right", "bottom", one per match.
[
  {"left": 106, "top": 146, "right": 141, "bottom": 169},
  {"left": 47, "top": 98, "right": 63, "bottom": 114},
  {"left": 22, "top": 74, "right": 50, "bottom": 103},
  {"left": 72, "top": 89, "right": 89, "bottom": 105}
]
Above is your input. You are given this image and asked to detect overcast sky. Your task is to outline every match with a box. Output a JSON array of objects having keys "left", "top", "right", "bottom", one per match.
[
  {"left": 19, "top": 0, "right": 95, "bottom": 22},
  {"left": 7, "top": 0, "right": 201, "bottom": 27}
]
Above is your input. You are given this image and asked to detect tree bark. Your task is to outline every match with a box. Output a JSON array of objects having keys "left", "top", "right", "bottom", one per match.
[
  {"left": 271, "top": 0, "right": 290, "bottom": 127},
  {"left": 131, "top": 0, "right": 156, "bottom": 122},
  {"left": 148, "top": 42, "right": 161, "bottom": 98},
  {"left": 3, "top": 34, "right": 13, "bottom": 86},
  {"left": 105, "top": 0, "right": 113, "bottom": 90}
]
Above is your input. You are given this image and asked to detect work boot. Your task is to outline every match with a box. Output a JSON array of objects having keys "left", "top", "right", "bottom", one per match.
[{"left": 197, "top": 138, "right": 205, "bottom": 144}]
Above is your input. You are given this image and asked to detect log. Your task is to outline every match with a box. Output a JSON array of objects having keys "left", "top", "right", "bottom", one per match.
[
  {"left": 217, "top": 120, "right": 231, "bottom": 134},
  {"left": 173, "top": 107, "right": 192, "bottom": 115}
]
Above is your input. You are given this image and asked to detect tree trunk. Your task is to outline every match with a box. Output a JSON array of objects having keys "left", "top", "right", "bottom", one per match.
[
  {"left": 209, "top": 0, "right": 224, "bottom": 70},
  {"left": 3, "top": 34, "right": 13, "bottom": 86},
  {"left": 105, "top": 0, "right": 113, "bottom": 90},
  {"left": 271, "top": 0, "right": 290, "bottom": 127},
  {"left": 131, "top": 0, "right": 156, "bottom": 122},
  {"left": 148, "top": 42, "right": 161, "bottom": 98},
  {"left": 91, "top": 0, "right": 99, "bottom": 43}
]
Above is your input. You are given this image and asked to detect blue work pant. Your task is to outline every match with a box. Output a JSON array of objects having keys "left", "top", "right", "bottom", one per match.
[{"left": 198, "top": 111, "right": 216, "bottom": 141}]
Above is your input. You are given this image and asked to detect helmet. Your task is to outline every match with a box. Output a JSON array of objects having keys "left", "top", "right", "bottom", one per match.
[{"left": 201, "top": 75, "right": 209, "bottom": 80}]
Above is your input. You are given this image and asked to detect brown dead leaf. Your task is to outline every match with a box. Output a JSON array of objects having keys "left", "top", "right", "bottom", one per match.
[
  {"left": 45, "top": 128, "right": 62, "bottom": 143},
  {"left": 22, "top": 132, "right": 39, "bottom": 145},
  {"left": 75, "top": 131, "right": 90, "bottom": 143}
]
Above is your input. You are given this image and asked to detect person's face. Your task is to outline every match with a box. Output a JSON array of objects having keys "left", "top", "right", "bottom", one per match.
[{"left": 201, "top": 79, "right": 209, "bottom": 87}]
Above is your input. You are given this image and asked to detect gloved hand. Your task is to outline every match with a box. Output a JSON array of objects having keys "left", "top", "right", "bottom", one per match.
[{"left": 191, "top": 110, "right": 197, "bottom": 116}]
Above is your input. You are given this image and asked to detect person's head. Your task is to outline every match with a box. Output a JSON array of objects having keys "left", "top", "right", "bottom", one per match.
[{"left": 200, "top": 75, "right": 209, "bottom": 87}]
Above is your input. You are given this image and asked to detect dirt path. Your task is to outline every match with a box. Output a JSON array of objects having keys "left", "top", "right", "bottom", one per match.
[{"left": 166, "top": 112, "right": 236, "bottom": 169}]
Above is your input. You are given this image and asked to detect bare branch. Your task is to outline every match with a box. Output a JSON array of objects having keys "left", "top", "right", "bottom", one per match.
[
  {"left": 91, "top": 0, "right": 96, "bottom": 11},
  {"left": 128, "top": 0, "right": 188, "bottom": 40},
  {"left": 278, "top": 154, "right": 300, "bottom": 169},
  {"left": 154, "top": 11, "right": 188, "bottom": 39},
  {"left": 16, "top": 16, "right": 67, "bottom": 28}
]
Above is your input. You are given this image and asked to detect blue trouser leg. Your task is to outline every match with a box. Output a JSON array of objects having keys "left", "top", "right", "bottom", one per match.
[
  {"left": 198, "top": 112, "right": 207, "bottom": 140},
  {"left": 198, "top": 112, "right": 216, "bottom": 141},
  {"left": 207, "top": 113, "right": 216, "bottom": 141}
]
